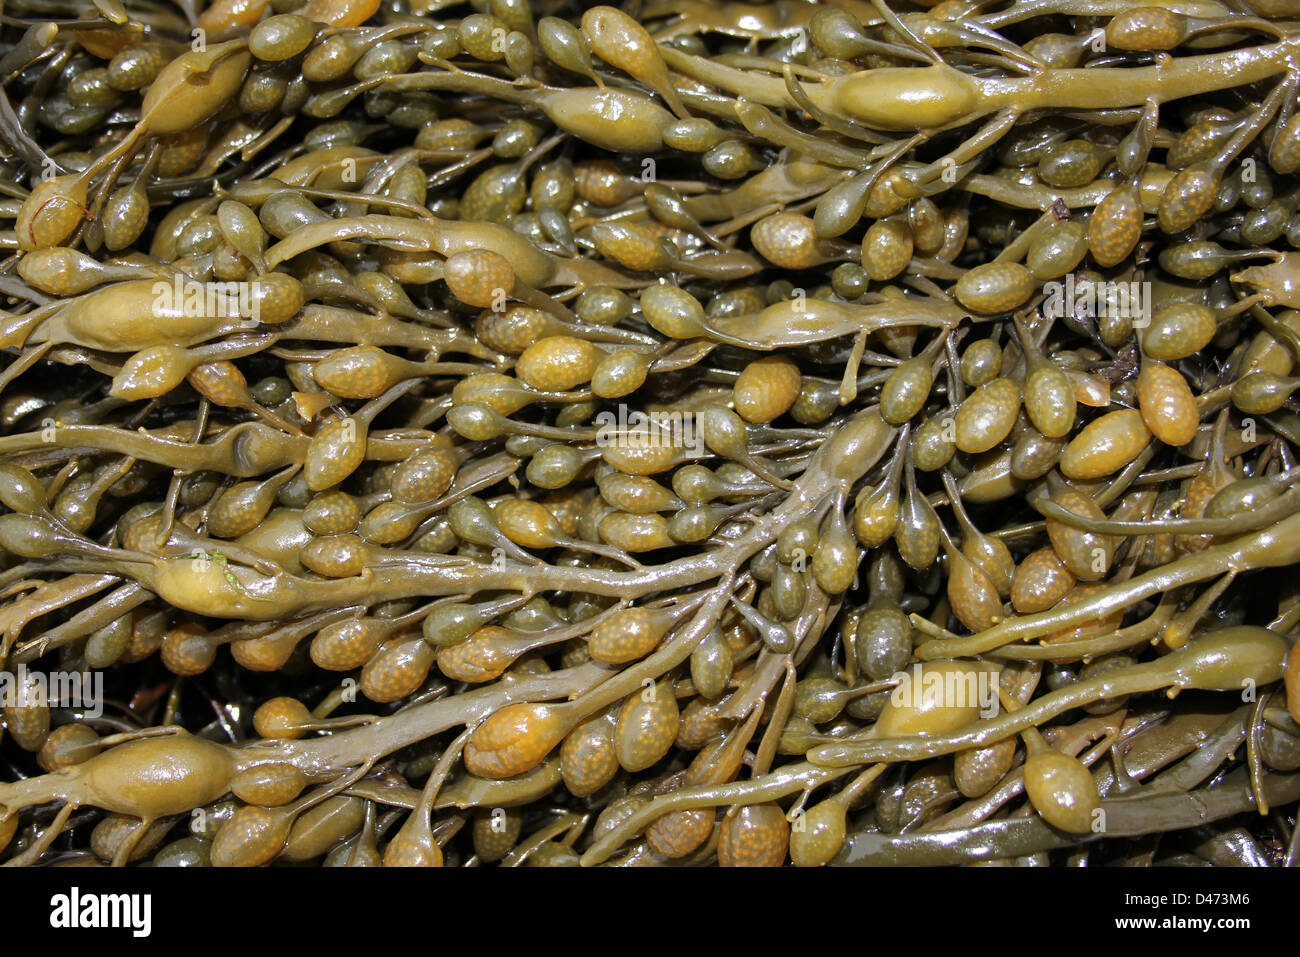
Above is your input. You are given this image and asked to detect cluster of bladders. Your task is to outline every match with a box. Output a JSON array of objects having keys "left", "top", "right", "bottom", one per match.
[{"left": 1, "top": 0, "right": 1300, "bottom": 868}]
